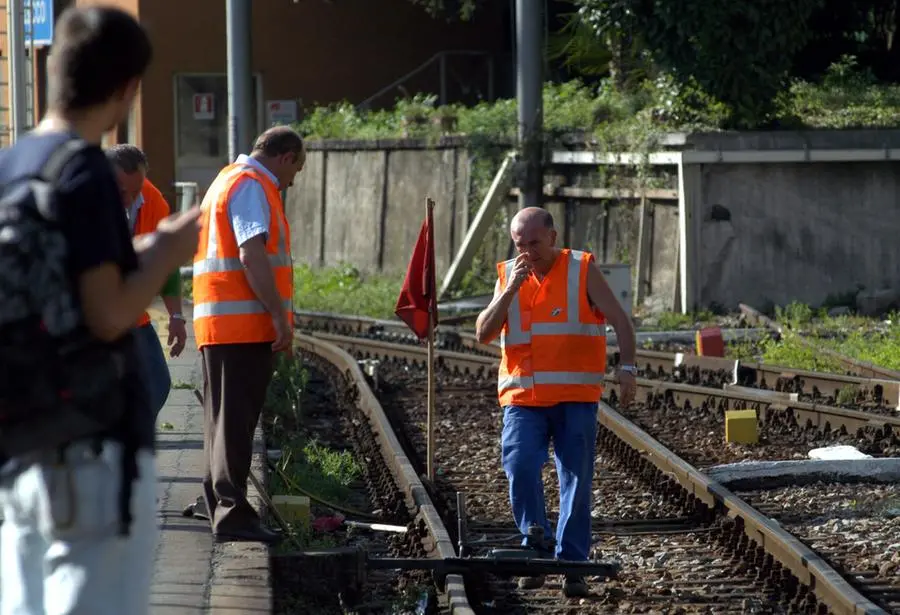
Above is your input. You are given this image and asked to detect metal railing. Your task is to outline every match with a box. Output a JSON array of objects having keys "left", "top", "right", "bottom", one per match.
[{"left": 356, "top": 50, "right": 495, "bottom": 110}]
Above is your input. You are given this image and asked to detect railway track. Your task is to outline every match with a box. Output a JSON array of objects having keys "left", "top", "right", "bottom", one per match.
[
  {"left": 300, "top": 328, "right": 900, "bottom": 458},
  {"left": 294, "top": 310, "right": 900, "bottom": 418},
  {"left": 291, "top": 315, "right": 899, "bottom": 614},
  {"left": 270, "top": 357, "right": 438, "bottom": 614},
  {"left": 284, "top": 336, "right": 471, "bottom": 614}
]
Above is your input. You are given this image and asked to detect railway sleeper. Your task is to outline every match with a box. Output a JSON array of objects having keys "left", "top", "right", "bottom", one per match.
[
  {"left": 295, "top": 327, "right": 889, "bottom": 613},
  {"left": 593, "top": 423, "right": 832, "bottom": 614}
]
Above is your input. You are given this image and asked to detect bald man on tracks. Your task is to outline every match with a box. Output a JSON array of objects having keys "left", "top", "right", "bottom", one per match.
[{"left": 475, "top": 206, "right": 637, "bottom": 598}]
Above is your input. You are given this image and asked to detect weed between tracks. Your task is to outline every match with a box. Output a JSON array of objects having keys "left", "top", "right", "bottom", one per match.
[
  {"left": 264, "top": 352, "right": 437, "bottom": 615},
  {"left": 757, "top": 301, "right": 900, "bottom": 371},
  {"left": 642, "top": 300, "right": 900, "bottom": 373}
]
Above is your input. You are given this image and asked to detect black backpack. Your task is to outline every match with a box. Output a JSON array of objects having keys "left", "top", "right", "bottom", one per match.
[{"left": 0, "top": 137, "right": 135, "bottom": 458}]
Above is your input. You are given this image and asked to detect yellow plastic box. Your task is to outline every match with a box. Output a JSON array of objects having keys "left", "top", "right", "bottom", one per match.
[
  {"left": 271, "top": 495, "right": 311, "bottom": 526},
  {"left": 724, "top": 409, "right": 758, "bottom": 444}
]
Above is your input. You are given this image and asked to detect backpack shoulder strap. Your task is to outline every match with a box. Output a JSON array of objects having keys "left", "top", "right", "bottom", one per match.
[{"left": 38, "top": 138, "right": 90, "bottom": 184}]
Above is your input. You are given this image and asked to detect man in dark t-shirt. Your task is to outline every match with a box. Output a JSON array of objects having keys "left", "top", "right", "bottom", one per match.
[
  {"left": 0, "top": 131, "right": 155, "bottom": 443},
  {"left": 0, "top": 7, "right": 200, "bottom": 615}
]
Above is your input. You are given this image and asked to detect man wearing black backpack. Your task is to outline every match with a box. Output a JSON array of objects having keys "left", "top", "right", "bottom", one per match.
[{"left": 0, "top": 6, "right": 200, "bottom": 615}]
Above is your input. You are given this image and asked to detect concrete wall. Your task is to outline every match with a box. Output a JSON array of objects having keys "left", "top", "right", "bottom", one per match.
[
  {"left": 287, "top": 129, "right": 900, "bottom": 312},
  {"left": 284, "top": 140, "right": 470, "bottom": 277},
  {"left": 285, "top": 138, "right": 681, "bottom": 309},
  {"left": 682, "top": 129, "right": 900, "bottom": 310},
  {"left": 696, "top": 161, "right": 900, "bottom": 309}
]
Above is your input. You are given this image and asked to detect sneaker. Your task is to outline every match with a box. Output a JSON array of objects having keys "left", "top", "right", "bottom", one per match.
[
  {"left": 563, "top": 575, "right": 589, "bottom": 598},
  {"left": 517, "top": 575, "right": 546, "bottom": 590}
]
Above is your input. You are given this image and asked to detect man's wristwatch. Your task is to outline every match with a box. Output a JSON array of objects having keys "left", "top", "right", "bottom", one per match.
[
  {"left": 170, "top": 313, "right": 185, "bottom": 322},
  {"left": 618, "top": 364, "right": 637, "bottom": 375}
]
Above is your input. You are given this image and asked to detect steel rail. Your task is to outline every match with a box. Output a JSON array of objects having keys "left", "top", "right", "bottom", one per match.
[
  {"left": 597, "top": 401, "right": 887, "bottom": 615},
  {"left": 294, "top": 333, "right": 475, "bottom": 615},
  {"left": 299, "top": 328, "right": 888, "bottom": 614},
  {"left": 609, "top": 348, "right": 900, "bottom": 408},
  {"left": 307, "top": 330, "right": 900, "bottom": 439},
  {"left": 295, "top": 308, "right": 900, "bottom": 409},
  {"left": 292, "top": 309, "right": 769, "bottom": 347}
]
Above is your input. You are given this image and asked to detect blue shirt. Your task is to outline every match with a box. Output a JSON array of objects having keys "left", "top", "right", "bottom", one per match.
[{"left": 227, "top": 154, "right": 280, "bottom": 247}]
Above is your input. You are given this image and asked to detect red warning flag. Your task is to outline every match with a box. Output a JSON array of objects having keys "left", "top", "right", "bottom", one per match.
[{"left": 395, "top": 202, "right": 438, "bottom": 339}]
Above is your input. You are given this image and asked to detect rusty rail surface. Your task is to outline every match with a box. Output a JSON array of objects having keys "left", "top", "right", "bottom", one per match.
[
  {"left": 597, "top": 401, "right": 887, "bottom": 615},
  {"left": 294, "top": 310, "right": 900, "bottom": 407},
  {"left": 297, "top": 327, "right": 889, "bottom": 614},
  {"left": 292, "top": 309, "right": 767, "bottom": 348},
  {"left": 294, "top": 333, "right": 475, "bottom": 615},
  {"left": 609, "top": 347, "right": 900, "bottom": 409},
  {"left": 740, "top": 303, "right": 900, "bottom": 382},
  {"left": 305, "top": 329, "right": 900, "bottom": 439}
]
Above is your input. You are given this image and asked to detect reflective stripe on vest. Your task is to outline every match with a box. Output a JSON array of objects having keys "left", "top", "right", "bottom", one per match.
[
  {"left": 192, "top": 164, "right": 294, "bottom": 348},
  {"left": 497, "top": 249, "right": 607, "bottom": 406}
]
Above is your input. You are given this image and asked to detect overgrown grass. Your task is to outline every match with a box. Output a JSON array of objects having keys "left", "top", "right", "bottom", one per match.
[
  {"left": 292, "top": 264, "right": 403, "bottom": 319},
  {"left": 821, "top": 328, "right": 900, "bottom": 371},
  {"left": 731, "top": 301, "right": 900, "bottom": 372},
  {"left": 651, "top": 310, "right": 718, "bottom": 331},
  {"left": 758, "top": 334, "right": 847, "bottom": 372},
  {"left": 262, "top": 353, "right": 367, "bottom": 551},
  {"left": 271, "top": 439, "right": 362, "bottom": 506},
  {"left": 297, "top": 56, "right": 900, "bottom": 148}
]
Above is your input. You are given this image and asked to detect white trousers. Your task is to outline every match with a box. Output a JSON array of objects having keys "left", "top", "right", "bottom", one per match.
[{"left": 0, "top": 440, "right": 157, "bottom": 615}]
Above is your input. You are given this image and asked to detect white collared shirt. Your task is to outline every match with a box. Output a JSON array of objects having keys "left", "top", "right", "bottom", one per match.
[{"left": 227, "top": 154, "right": 280, "bottom": 247}]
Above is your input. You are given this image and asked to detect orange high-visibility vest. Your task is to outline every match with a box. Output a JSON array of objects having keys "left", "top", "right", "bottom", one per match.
[
  {"left": 497, "top": 248, "right": 607, "bottom": 407},
  {"left": 133, "top": 178, "right": 171, "bottom": 328},
  {"left": 192, "top": 163, "right": 294, "bottom": 349}
]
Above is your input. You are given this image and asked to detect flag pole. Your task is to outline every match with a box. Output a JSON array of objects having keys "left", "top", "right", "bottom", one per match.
[{"left": 425, "top": 197, "right": 436, "bottom": 482}]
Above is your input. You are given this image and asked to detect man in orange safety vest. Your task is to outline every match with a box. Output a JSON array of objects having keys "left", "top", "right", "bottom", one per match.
[
  {"left": 107, "top": 144, "right": 187, "bottom": 419},
  {"left": 185, "top": 125, "right": 304, "bottom": 544},
  {"left": 475, "top": 207, "right": 637, "bottom": 598}
]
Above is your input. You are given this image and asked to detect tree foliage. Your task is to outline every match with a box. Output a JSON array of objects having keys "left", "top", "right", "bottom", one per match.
[
  {"left": 575, "top": 0, "right": 822, "bottom": 128},
  {"left": 405, "top": 0, "right": 481, "bottom": 20},
  {"left": 407, "top": 0, "right": 900, "bottom": 128}
]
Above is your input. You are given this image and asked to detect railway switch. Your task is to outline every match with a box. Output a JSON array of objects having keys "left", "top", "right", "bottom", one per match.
[{"left": 284, "top": 543, "right": 621, "bottom": 604}]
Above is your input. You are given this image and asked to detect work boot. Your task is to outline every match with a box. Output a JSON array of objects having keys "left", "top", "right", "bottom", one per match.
[
  {"left": 517, "top": 575, "right": 546, "bottom": 590},
  {"left": 182, "top": 496, "right": 210, "bottom": 521},
  {"left": 562, "top": 575, "right": 589, "bottom": 598}
]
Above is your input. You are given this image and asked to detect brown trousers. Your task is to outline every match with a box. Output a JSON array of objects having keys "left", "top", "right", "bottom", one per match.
[{"left": 200, "top": 342, "right": 273, "bottom": 533}]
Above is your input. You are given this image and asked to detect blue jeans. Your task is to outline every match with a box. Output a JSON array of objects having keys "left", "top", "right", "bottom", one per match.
[
  {"left": 0, "top": 440, "right": 158, "bottom": 615},
  {"left": 134, "top": 323, "right": 171, "bottom": 419},
  {"left": 501, "top": 402, "right": 598, "bottom": 562}
]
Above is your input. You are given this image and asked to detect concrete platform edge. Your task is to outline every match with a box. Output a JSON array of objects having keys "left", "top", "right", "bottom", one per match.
[{"left": 207, "top": 420, "right": 273, "bottom": 613}]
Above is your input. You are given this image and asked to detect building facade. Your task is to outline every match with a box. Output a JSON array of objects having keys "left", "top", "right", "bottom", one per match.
[{"left": 2, "top": 0, "right": 508, "bottom": 205}]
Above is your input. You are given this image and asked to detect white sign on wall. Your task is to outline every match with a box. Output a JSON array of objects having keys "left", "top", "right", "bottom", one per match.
[
  {"left": 193, "top": 93, "right": 215, "bottom": 120},
  {"left": 266, "top": 100, "right": 298, "bottom": 126}
]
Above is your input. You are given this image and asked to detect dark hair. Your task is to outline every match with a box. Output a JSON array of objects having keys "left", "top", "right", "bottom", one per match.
[
  {"left": 251, "top": 126, "right": 305, "bottom": 159},
  {"left": 47, "top": 6, "right": 153, "bottom": 112},
  {"left": 105, "top": 144, "right": 148, "bottom": 174}
]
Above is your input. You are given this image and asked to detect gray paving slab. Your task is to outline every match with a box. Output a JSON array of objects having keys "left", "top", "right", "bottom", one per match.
[{"left": 149, "top": 304, "right": 272, "bottom": 614}]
